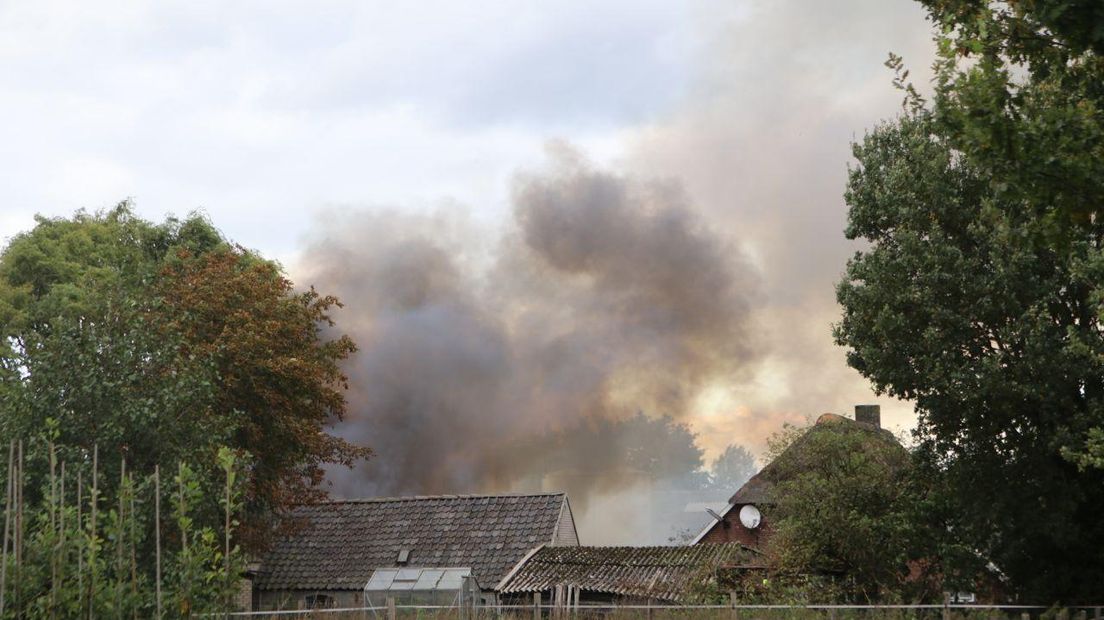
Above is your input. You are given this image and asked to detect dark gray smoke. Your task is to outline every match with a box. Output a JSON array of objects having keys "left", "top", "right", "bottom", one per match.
[
  {"left": 298, "top": 147, "right": 759, "bottom": 542},
  {"left": 296, "top": 0, "right": 939, "bottom": 543}
]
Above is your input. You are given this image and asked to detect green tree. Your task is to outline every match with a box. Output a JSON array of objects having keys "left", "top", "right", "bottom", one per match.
[
  {"left": 0, "top": 205, "right": 368, "bottom": 550},
  {"left": 709, "top": 444, "right": 757, "bottom": 492},
  {"left": 758, "top": 417, "right": 934, "bottom": 603},
  {"left": 835, "top": 1, "right": 1104, "bottom": 600}
]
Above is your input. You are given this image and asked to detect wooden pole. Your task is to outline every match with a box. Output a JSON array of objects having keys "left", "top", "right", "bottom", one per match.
[
  {"left": 178, "top": 463, "right": 186, "bottom": 553},
  {"left": 90, "top": 443, "right": 98, "bottom": 620},
  {"left": 77, "top": 471, "right": 83, "bottom": 614},
  {"left": 50, "top": 443, "right": 57, "bottom": 618},
  {"left": 15, "top": 440, "right": 23, "bottom": 616},
  {"left": 225, "top": 461, "right": 232, "bottom": 615},
  {"left": 129, "top": 473, "right": 137, "bottom": 620},
  {"left": 154, "top": 465, "right": 162, "bottom": 620},
  {"left": 533, "top": 592, "right": 541, "bottom": 620},
  {"left": 117, "top": 458, "right": 125, "bottom": 614},
  {"left": 58, "top": 461, "right": 66, "bottom": 620},
  {"left": 178, "top": 463, "right": 188, "bottom": 614},
  {"left": 0, "top": 440, "right": 14, "bottom": 616}
]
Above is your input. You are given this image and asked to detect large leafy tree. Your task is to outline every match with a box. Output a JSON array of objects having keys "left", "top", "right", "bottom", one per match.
[
  {"left": 708, "top": 444, "right": 757, "bottom": 492},
  {"left": 0, "top": 205, "right": 368, "bottom": 549},
  {"left": 835, "top": 0, "right": 1104, "bottom": 601},
  {"left": 763, "top": 418, "right": 929, "bottom": 603}
]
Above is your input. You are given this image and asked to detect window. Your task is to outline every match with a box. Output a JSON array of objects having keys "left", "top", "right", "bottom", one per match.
[{"left": 304, "top": 593, "right": 336, "bottom": 609}]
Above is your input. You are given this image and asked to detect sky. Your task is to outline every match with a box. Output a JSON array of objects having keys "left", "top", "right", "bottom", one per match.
[{"left": 0, "top": 0, "right": 938, "bottom": 492}]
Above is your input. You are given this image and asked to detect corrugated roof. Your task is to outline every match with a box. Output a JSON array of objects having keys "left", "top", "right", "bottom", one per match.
[
  {"left": 497, "top": 543, "right": 757, "bottom": 603},
  {"left": 255, "top": 493, "right": 570, "bottom": 591}
]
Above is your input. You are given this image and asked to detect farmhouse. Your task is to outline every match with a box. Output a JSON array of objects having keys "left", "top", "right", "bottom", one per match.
[
  {"left": 497, "top": 542, "right": 759, "bottom": 606},
  {"left": 692, "top": 405, "right": 895, "bottom": 548},
  {"left": 249, "top": 493, "right": 578, "bottom": 611}
]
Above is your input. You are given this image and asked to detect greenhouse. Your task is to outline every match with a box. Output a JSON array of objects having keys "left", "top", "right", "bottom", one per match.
[{"left": 363, "top": 567, "right": 481, "bottom": 607}]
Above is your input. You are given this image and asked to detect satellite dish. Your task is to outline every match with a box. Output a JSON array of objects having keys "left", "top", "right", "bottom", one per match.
[{"left": 738, "top": 504, "right": 761, "bottom": 529}]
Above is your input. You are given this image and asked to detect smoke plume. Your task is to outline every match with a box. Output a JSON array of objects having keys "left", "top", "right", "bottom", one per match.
[
  {"left": 299, "top": 147, "right": 759, "bottom": 542},
  {"left": 296, "top": 0, "right": 938, "bottom": 542}
]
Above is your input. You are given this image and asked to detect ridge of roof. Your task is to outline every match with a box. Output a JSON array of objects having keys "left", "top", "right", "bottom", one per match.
[
  {"left": 305, "top": 492, "right": 567, "bottom": 505},
  {"left": 256, "top": 492, "right": 573, "bottom": 591},
  {"left": 727, "top": 412, "right": 902, "bottom": 505}
]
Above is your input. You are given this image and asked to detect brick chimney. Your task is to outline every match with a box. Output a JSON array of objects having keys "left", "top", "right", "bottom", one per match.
[{"left": 855, "top": 404, "right": 880, "bottom": 428}]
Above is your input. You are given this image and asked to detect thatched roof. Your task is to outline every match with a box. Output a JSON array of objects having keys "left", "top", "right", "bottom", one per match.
[{"left": 729, "top": 412, "right": 901, "bottom": 506}]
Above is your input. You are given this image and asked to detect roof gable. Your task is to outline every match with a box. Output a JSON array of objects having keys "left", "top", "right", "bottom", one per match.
[{"left": 255, "top": 493, "right": 571, "bottom": 591}]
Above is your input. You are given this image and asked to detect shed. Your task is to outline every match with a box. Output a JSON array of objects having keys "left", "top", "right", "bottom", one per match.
[
  {"left": 497, "top": 543, "right": 758, "bottom": 605},
  {"left": 251, "top": 492, "right": 578, "bottom": 611}
]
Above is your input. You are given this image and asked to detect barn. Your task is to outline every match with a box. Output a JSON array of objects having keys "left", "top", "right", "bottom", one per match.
[{"left": 248, "top": 493, "right": 578, "bottom": 611}]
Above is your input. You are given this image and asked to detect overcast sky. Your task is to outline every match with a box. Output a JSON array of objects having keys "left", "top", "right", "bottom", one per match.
[
  {"left": 1, "top": 1, "right": 730, "bottom": 263},
  {"left": 0, "top": 0, "right": 937, "bottom": 457}
]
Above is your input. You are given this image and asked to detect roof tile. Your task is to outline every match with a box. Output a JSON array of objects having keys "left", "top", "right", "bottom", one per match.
[{"left": 255, "top": 493, "right": 568, "bottom": 591}]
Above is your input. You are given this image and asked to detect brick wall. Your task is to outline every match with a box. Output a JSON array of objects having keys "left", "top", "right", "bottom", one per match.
[{"left": 698, "top": 505, "right": 771, "bottom": 549}]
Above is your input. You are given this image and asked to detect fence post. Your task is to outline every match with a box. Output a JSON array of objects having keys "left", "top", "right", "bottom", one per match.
[
  {"left": 942, "top": 592, "right": 951, "bottom": 620},
  {"left": 533, "top": 592, "right": 541, "bottom": 620},
  {"left": 829, "top": 607, "right": 838, "bottom": 620},
  {"left": 1095, "top": 607, "right": 1101, "bottom": 620},
  {"left": 386, "top": 596, "right": 396, "bottom": 620},
  {"left": 1022, "top": 613, "right": 1031, "bottom": 620},
  {"left": 729, "top": 591, "right": 739, "bottom": 620}
]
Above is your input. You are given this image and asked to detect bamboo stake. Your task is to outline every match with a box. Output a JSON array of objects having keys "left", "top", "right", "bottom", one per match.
[
  {"left": 59, "top": 461, "right": 66, "bottom": 620},
  {"left": 225, "top": 461, "right": 232, "bottom": 614},
  {"left": 50, "top": 443, "right": 57, "bottom": 618},
  {"left": 178, "top": 463, "right": 186, "bottom": 554},
  {"left": 129, "top": 472, "right": 137, "bottom": 620},
  {"left": 178, "top": 463, "right": 187, "bottom": 615},
  {"left": 0, "top": 440, "right": 14, "bottom": 616},
  {"left": 91, "top": 443, "right": 98, "bottom": 620},
  {"left": 15, "top": 440, "right": 22, "bottom": 616},
  {"left": 154, "top": 465, "right": 162, "bottom": 620},
  {"left": 77, "top": 471, "right": 83, "bottom": 614},
  {"left": 117, "top": 458, "right": 126, "bottom": 615}
]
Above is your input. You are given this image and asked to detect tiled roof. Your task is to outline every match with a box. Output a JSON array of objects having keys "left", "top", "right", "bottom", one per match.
[
  {"left": 497, "top": 543, "right": 757, "bottom": 603},
  {"left": 254, "top": 493, "right": 571, "bottom": 591}
]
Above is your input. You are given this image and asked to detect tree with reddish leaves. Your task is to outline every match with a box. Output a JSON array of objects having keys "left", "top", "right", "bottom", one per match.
[
  {"left": 0, "top": 204, "right": 368, "bottom": 551},
  {"left": 158, "top": 247, "right": 369, "bottom": 548}
]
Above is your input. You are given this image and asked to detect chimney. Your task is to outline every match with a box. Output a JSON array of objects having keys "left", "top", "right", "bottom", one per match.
[{"left": 855, "top": 404, "right": 880, "bottom": 428}]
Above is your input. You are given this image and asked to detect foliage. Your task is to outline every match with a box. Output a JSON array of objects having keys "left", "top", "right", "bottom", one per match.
[
  {"left": 836, "top": 0, "right": 1104, "bottom": 601},
  {"left": 707, "top": 444, "right": 757, "bottom": 492},
  {"left": 156, "top": 246, "right": 367, "bottom": 547},
  {"left": 759, "top": 420, "right": 933, "bottom": 603},
  {"left": 0, "top": 205, "right": 367, "bottom": 550},
  {"left": 511, "top": 412, "right": 708, "bottom": 486},
  {"left": 0, "top": 440, "right": 245, "bottom": 618}
]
